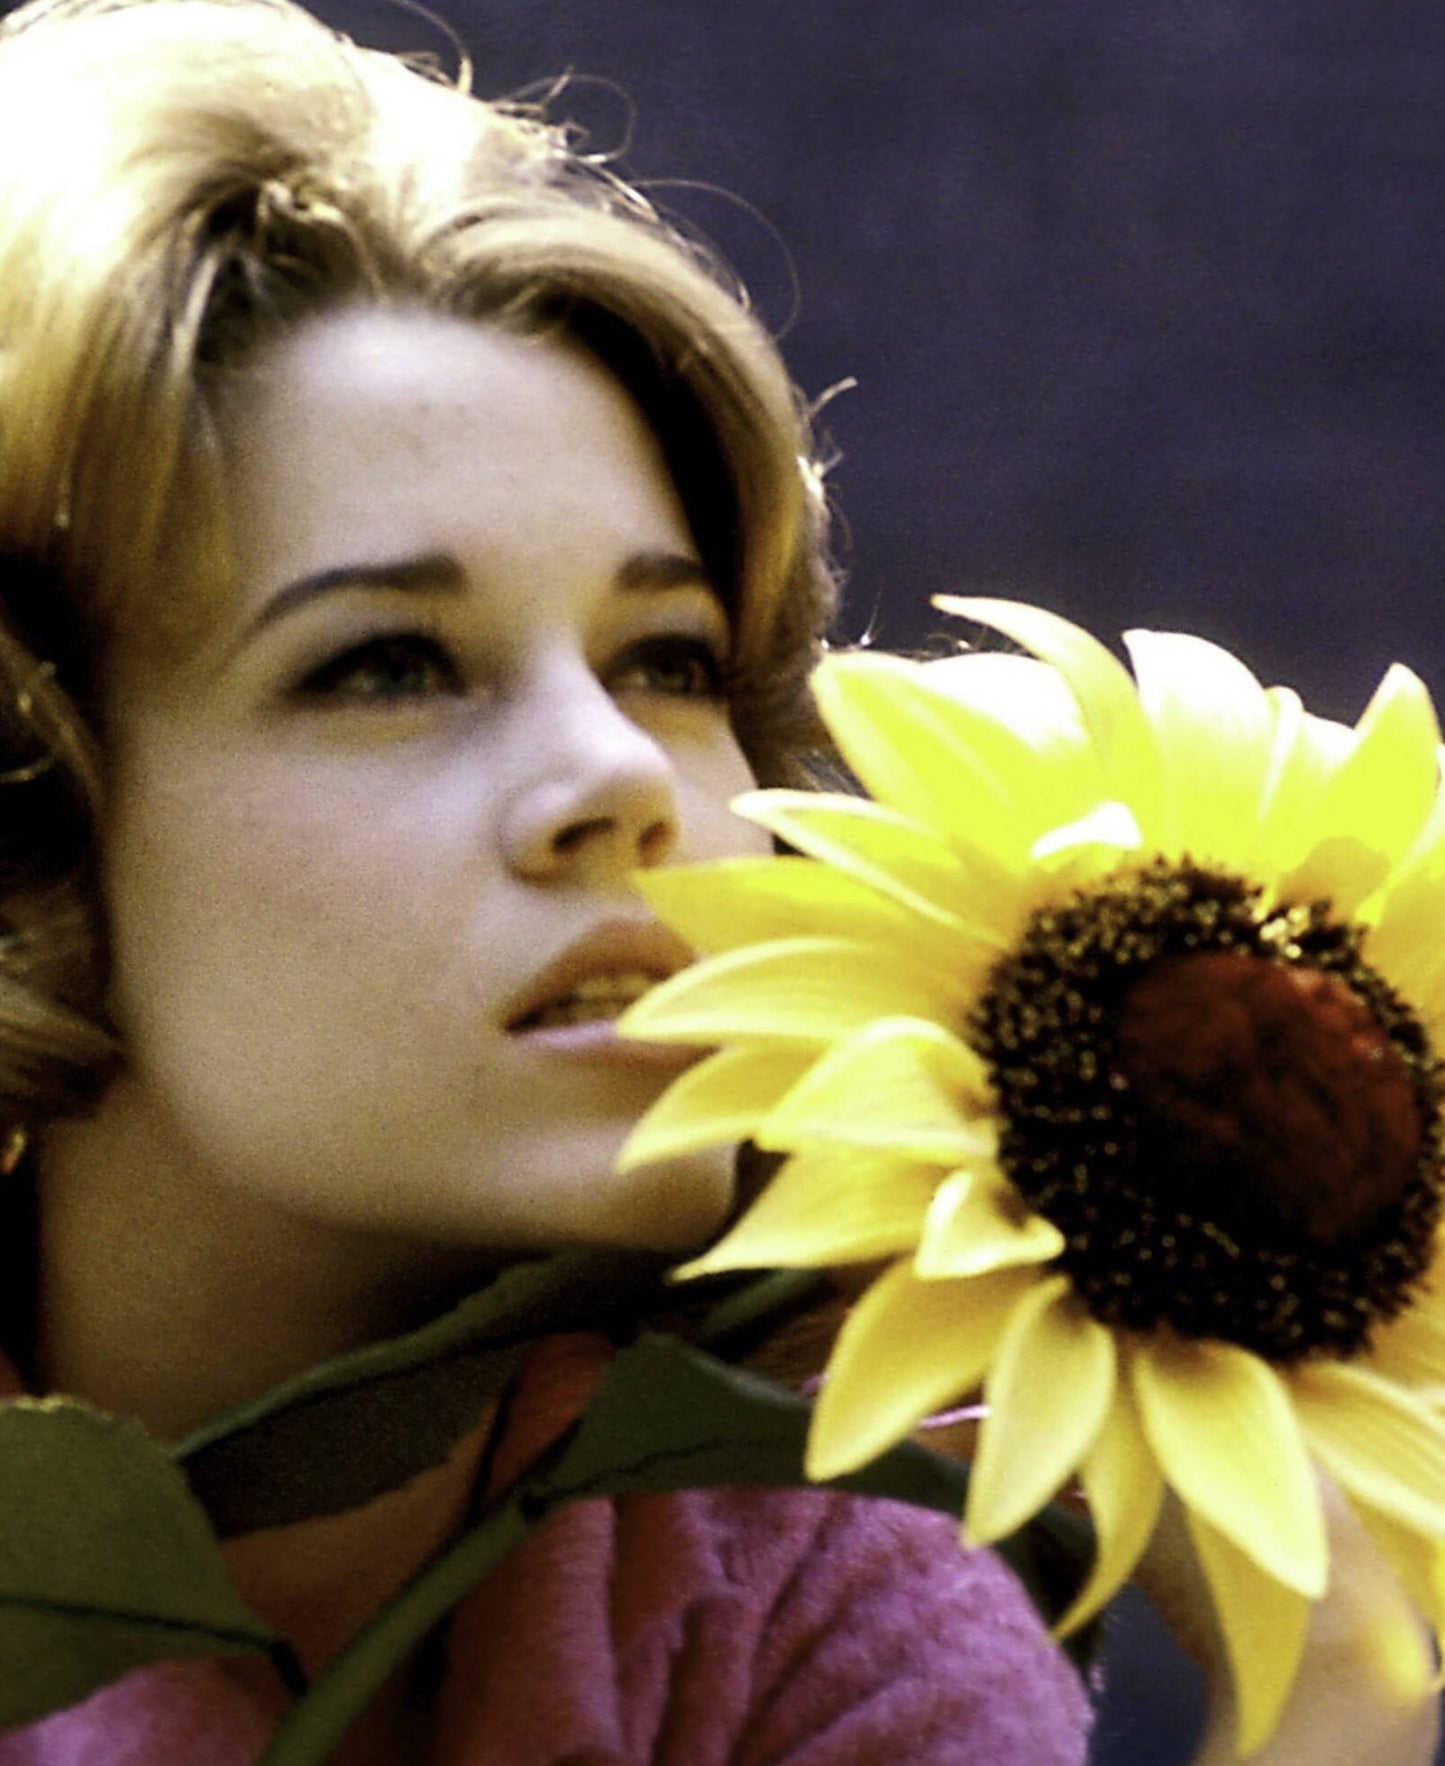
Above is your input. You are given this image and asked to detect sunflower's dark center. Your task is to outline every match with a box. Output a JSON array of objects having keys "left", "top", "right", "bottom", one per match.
[
  {"left": 1119, "top": 952, "right": 1421, "bottom": 1245},
  {"left": 973, "top": 861, "right": 1443, "bottom": 1361}
]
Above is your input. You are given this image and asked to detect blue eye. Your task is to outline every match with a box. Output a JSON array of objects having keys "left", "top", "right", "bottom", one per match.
[
  {"left": 294, "top": 634, "right": 463, "bottom": 703},
  {"left": 611, "top": 637, "right": 728, "bottom": 700}
]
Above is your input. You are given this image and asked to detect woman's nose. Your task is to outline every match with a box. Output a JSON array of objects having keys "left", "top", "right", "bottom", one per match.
[{"left": 500, "top": 667, "right": 681, "bottom": 881}]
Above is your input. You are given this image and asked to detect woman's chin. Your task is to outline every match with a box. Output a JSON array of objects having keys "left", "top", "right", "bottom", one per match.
[{"left": 582, "top": 1144, "right": 739, "bottom": 1257}]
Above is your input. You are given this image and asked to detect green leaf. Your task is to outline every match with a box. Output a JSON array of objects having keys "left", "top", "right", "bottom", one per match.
[
  {"left": 0, "top": 1398, "right": 280, "bottom": 1729},
  {"left": 176, "top": 1248, "right": 673, "bottom": 1537}
]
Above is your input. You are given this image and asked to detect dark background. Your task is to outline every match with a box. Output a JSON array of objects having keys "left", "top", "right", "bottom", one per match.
[
  {"left": 322, "top": 0, "right": 1445, "bottom": 726},
  {"left": 314, "top": 1, "right": 1445, "bottom": 1757}
]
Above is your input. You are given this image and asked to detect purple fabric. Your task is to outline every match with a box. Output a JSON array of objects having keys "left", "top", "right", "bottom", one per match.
[
  {"left": 0, "top": 1662, "right": 268, "bottom": 1765},
  {"left": 440, "top": 1483, "right": 1092, "bottom": 1764}
]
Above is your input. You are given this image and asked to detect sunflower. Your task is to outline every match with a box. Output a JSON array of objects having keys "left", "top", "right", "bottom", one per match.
[{"left": 616, "top": 599, "right": 1445, "bottom": 1755}]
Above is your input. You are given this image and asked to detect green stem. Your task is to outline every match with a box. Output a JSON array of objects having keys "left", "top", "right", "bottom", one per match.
[
  {"left": 692, "top": 1269, "right": 827, "bottom": 1351},
  {"left": 255, "top": 1492, "right": 534, "bottom": 1766}
]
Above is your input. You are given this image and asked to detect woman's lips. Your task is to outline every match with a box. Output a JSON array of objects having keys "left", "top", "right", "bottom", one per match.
[
  {"left": 503, "top": 919, "right": 697, "bottom": 1030},
  {"left": 510, "top": 970, "right": 657, "bottom": 1030},
  {"left": 503, "top": 922, "right": 706, "bottom": 1069},
  {"left": 510, "top": 1012, "right": 703, "bottom": 1069}
]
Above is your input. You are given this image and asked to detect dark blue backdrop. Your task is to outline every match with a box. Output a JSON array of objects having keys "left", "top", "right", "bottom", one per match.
[{"left": 305, "top": 2, "right": 1445, "bottom": 1757}]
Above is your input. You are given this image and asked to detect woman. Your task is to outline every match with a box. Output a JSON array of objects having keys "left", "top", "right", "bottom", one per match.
[{"left": 0, "top": 1, "right": 1431, "bottom": 1760}]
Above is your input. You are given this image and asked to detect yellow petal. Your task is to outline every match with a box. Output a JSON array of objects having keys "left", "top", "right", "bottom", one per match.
[
  {"left": 617, "top": 1044, "right": 814, "bottom": 1171},
  {"left": 917, "top": 649, "right": 1105, "bottom": 788},
  {"left": 1132, "top": 1336, "right": 1327, "bottom": 1597},
  {"left": 1366, "top": 1283, "right": 1445, "bottom": 1399},
  {"left": 1279, "top": 835, "right": 1392, "bottom": 927},
  {"left": 758, "top": 1016, "right": 995, "bottom": 1163},
  {"left": 1368, "top": 941, "right": 1445, "bottom": 1042},
  {"left": 1121, "top": 629, "right": 1274, "bottom": 869},
  {"left": 936, "top": 596, "right": 1164, "bottom": 837},
  {"left": 1359, "top": 755, "right": 1445, "bottom": 924},
  {"left": 1052, "top": 1379, "right": 1165, "bottom": 1637},
  {"left": 1347, "top": 664, "right": 1441, "bottom": 835},
  {"left": 1392, "top": 753, "right": 1445, "bottom": 880},
  {"left": 632, "top": 856, "right": 946, "bottom": 958},
  {"left": 805, "top": 1260, "right": 1035, "bottom": 1480},
  {"left": 909, "top": 650, "right": 1111, "bottom": 838},
  {"left": 810, "top": 651, "right": 1034, "bottom": 861},
  {"left": 1364, "top": 891, "right": 1445, "bottom": 1031},
  {"left": 1030, "top": 799, "right": 1143, "bottom": 868},
  {"left": 1362, "top": 807, "right": 1445, "bottom": 1023},
  {"left": 1254, "top": 688, "right": 1352, "bottom": 876},
  {"left": 1354, "top": 1504, "right": 1445, "bottom": 1690},
  {"left": 1292, "top": 1358, "right": 1445, "bottom": 1539},
  {"left": 1185, "top": 1507, "right": 1312, "bottom": 1757},
  {"left": 618, "top": 936, "right": 967, "bottom": 1046},
  {"left": 915, "top": 1168, "right": 1066, "bottom": 1278},
  {"left": 733, "top": 789, "right": 1017, "bottom": 942},
  {"left": 673, "top": 1146, "right": 939, "bottom": 1278},
  {"left": 965, "top": 1274, "right": 1116, "bottom": 1544},
  {"left": 1283, "top": 665, "right": 1441, "bottom": 918}
]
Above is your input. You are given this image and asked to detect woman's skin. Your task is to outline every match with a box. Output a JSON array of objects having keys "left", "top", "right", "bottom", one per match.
[
  {"left": 36, "top": 305, "right": 767, "bottom": 1442},
  {"left": 24, "top": 303, "right": 1439, "bottom": 1764}
]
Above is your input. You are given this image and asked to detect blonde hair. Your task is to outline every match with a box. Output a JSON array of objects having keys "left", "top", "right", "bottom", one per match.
[{"left": 0, "top": 0, "right": 840, "bottom": 1126}]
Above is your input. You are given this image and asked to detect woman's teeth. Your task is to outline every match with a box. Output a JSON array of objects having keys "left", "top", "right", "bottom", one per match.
[{"left": 523, "top": 972, "right": 656, "bottom": 1029}]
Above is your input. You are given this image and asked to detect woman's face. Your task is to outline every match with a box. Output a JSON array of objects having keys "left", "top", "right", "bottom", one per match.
[{"left": 97, "top": 305, "right": 767, "bottom": 1261}]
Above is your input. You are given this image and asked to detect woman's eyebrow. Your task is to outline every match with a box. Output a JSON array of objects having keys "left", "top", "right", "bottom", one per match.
[
  {"left": 615, "top": 550, "right": 715, "bottom": 595},
  {"left": 231, "top": 545, "right": 718, "bottom": 659},
  {"left": 240, "top": 550, "right": 467, "bottom": 646}
]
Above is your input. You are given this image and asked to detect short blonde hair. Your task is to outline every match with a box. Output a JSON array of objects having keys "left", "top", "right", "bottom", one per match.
[{"left": 0, "top": 0, "right": 840, "bottom": 1121}]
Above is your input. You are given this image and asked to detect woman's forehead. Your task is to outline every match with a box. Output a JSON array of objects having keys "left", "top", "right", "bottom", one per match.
[{"left": 110, "top": 306, "right": 716, "bottom": 689}]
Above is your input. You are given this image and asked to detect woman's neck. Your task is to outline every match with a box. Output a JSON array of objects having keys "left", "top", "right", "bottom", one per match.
[{"left": 31, "top": 1072, "right": 479, "bottom": 1440}]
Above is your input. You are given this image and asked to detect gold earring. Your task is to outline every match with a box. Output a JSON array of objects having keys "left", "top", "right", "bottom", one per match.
[{"left": 0, "top": 1126, "right": 28, "bottom": 1176}]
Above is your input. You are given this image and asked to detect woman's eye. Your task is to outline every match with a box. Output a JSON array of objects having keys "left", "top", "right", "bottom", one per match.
[
  {"left": 610, "top": 637, "right": 727, "bottom": 700},
  {"left": 293, "top": 634, "right": 463, "bottom": 704}
]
